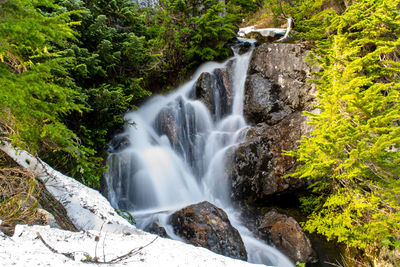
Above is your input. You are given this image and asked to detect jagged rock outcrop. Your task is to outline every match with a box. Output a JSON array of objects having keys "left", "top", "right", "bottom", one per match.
[
  {"left": 258, "top": 210, "right": 317, "bottom": 263},
  {"left": 169, "top": 201, "right": 247, "bottom": 261},
  {"left": 227, "top": 112, "right": 312, "bottom": 202},
  {"left": 245, "top": 43, "right": 319, "bottom": 125},
  {"left": 228, "top": 43, "right": 320, "bottom": 202}
]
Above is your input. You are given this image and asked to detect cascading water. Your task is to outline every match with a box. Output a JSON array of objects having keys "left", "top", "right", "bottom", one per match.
[{"left": 104, "top": 40, "right": 294, "bottom": 267}]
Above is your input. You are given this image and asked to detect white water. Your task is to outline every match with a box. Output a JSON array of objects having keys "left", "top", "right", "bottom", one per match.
[{"left": 104, "top": 43, "right": 294, "bottom": 267}]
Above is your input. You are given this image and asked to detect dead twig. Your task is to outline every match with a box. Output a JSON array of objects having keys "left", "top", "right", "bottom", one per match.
[
  {"left": 36, "top": 232, "right": 75, "bottom": 260},
  {"left": 36, "top": 231, "right": 158, "bottom": 264},
  {"left": 104, "top": 236, "right": 158, "bottom": 264}
]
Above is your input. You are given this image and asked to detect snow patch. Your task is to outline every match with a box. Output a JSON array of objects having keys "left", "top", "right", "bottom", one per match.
[
  {"left": 0, "top": 225, "right": 265, "bottom": 267},
  {"left": 238, "top": 26, "right": 286, "bottom": 38}
]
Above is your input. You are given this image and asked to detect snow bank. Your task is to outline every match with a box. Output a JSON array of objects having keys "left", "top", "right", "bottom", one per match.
[
  {"left": 0, "top": 142, "right": 136, "bottom": 234},
  {"left": 0, "top": 225, "right": 265, "bottom": 267}
]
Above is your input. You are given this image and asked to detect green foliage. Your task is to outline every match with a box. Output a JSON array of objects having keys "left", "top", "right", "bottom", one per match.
[
  {"left": 0, "top": 0, "right": 101, "bottom": 182},
  {"left": 149, "top": 0, "right": 241, "bottom": 77},
  {"left": 115, "top": 209, "right": 136, "bottom": 225},
  {"left": 284, "top": 0, "right": 400, "bottom": 260},
  {"left": 59, "top": 0, "right": 156, "bottom": 177}
]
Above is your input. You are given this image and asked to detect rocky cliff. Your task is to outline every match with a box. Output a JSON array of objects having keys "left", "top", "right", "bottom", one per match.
[{"left": 227, "top": 43, "right": 320, "bottom": 204}]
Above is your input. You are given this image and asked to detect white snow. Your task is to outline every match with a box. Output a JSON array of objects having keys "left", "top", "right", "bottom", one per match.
[
  {"left": 0, "top": 142, "right": 266, "bottom": 266},
  {"left": 238, "top": 17, "right": 293, "bottom": 41},
  {"left": 1, "top": 225, "right": 265, "bottom": 267},
  {"left": 238, "top": 26, "right": 286, "bottom": 38}
]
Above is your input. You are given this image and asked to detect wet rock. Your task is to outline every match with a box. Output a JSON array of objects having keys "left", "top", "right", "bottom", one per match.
[
  {"left": 258, "top": 210, "right": 317, "bottom": 263},
  {"left": 191, "top": 63, "right": 234, "bottom": 120},
  {"left": 169, "top": 201, "right": 247, "bottom": 261},
  {"left": 193, "top": 72, "right": 214, "bottom": 114},
  {"left": 214, "top": 68, "right": 233, "bottom": 118},
  {"left": 249, "top": 43, "right": 319, "bottom": 114},
  {"left": 233, "top": 40, "right": 253, "bottom": 55},
  {"left": 154, "top": 105, "right": 180, "bottom": 147},
  {"left": 144, "top": 222, "right": 170, "bottom": 238},
  {"left": 107, "top": 133, "right": 131, "bottom": 153},
  {"left": 227, "top": 112, "right": 312, "bottom": 202}
]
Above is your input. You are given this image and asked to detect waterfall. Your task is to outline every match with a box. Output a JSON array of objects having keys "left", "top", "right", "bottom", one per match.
[{"left": 104, "top": 41, "right": 294, "bottom": 267}]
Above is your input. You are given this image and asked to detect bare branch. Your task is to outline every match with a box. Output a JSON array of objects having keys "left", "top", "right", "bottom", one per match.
[
  {"left": 105, "top": 237, "right": 158, "bottom": 264},
  {"left": 277, "top": 17, "right": 293, "bottom": 42},
  {"left": 36, "top": 232, "right": 74, "bottom": 260},
  {"left": 36, "top": 231, "right": 158, "bottom": 264}
]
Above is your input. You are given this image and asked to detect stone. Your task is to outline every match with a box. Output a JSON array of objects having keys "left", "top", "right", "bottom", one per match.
[
  {"left": 193, "top": 72, "right": 214, "bottom": 115},
  {"left": 154, "top": 105, "right": 180, "bottom": 148},
  {"left": 191, "top": 61, "right": 235, "bottom": 120},
  {"left": 107, "top": 133, "right": 130, "bottom": 153},
  {"left": 169, "top": 201, "right": 247, "bottom": 261},
  {"left": 258, "top": 210, "right": 317, "bottom": 263},
  {"left": 245, "top": 31, "right": 284, "bottom": 43},
  {"left": 35, "top": 208, "right": 61, "bottom": 229},
  {"left": 232, "top": 40, "right": 253, "bottom": 55},
  {"left": 227, "top": 112, "right": 312, "bottom": 202},
  {"left": 244, "top": 73, "right": 283, "bottom": 124},
  {"left": 144, "top": 222, "right": 170, "bottom": 238},
  {"left": 249, "top": 43, "right": 320, "bottom": 113}
]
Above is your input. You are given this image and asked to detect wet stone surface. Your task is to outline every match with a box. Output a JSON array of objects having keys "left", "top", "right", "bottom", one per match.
[{"left": 169, "top": 201, "right": 247, "bottom": 261}]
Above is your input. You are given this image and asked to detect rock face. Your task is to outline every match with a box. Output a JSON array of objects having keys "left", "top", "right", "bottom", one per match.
[
  {"left": 191, "top": 60, "right": 235, "bottom": 120},
  {"left": 258, "top": 210, "right": 316, "bottom": 263},
  {"left": 227, "top": 112, "right": 312, "bottom": 202},
  {"left": 227, "top": 43, "right": 320, "bottom": 202},
  {"left": 246, "top": 43, "right": 319, "bottom": 123},
  {"left": 169, "top": 201, "right": 247, "bottom": 261}
]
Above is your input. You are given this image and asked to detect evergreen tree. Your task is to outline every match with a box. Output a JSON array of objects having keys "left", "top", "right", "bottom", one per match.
[
  {"left": 0, "top": 0, "right": 97, "bottom": 183},
  {"left": 285, "top": 0, "right": 400, "bottom": 261}
]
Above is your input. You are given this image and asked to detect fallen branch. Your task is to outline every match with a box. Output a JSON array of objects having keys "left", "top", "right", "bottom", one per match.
[
  {"left": 105, "top": 236, "right": 158, "bottom": 264},
  {"left": 36, "top": 231, "right": 157, "bottom": 264},
  {"left": 36, "top": 232, "right": 74, "bottom": 260},
  {"left": 276, "top": 17, "right": 293, "bottom": 42}
]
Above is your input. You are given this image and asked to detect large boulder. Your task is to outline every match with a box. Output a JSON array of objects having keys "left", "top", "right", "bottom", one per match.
[
  {"left": 169, "top": 201, "right": 247, "bottom": 261},
  {"left": 227, "top": 112, "right": 312, "bottom": 202},
  {"left": 258, "top": 210, "right": 317, "bottom": 263},
  {"left": 244, "top": 43, "right": 320, "bottom": 125}
]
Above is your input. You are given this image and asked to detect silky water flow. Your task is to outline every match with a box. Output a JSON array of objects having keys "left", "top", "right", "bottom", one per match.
[{"left": 104, "top": 41, "right": 294, "bottom": 267}]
